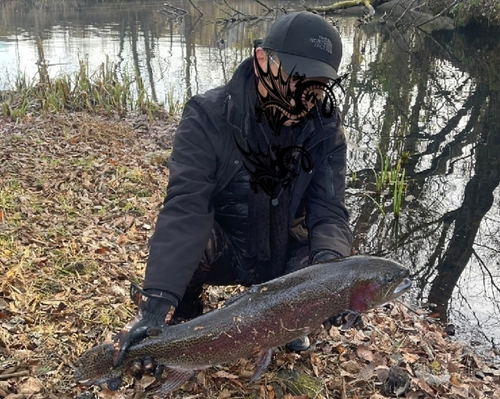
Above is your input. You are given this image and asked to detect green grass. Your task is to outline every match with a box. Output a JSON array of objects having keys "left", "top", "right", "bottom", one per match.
[
  {"left": 392, "top": 160, "right": 406, "bottom": 218},
  {"left": 374, "top": 147, "right": 391, "bottom": 193},
  {"left": 372, "top": 148, "right": 408, "bottom": 218},
  {"left": 0, "top": 179, "right": 23, "bottom": 224}
]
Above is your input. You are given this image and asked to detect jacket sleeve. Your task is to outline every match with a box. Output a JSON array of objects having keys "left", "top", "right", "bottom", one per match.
[
  {"left": 143, "top": 99, "right": 217, "bottom": 299},
  {"left": 305, "top": 119, "right": 353, "bottom": 258}
]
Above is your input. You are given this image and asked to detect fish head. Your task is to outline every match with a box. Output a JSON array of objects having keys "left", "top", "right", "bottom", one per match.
[{"left": 346, "top": 256, "right": 411, "bottom": 312}]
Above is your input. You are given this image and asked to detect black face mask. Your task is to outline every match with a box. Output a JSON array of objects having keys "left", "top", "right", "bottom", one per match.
[{"left": 254, "top": 51, "right": 346, "bottom": 135}]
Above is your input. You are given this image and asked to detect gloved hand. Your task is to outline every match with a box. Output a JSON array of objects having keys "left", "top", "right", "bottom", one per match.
[
  {"left": 309, "top": 249, "right": 343, "bottom": 265},
  {"left": 112, "top": 284, "right": 177, "bottom": 367},
  {"left": 324, "top": 309, "right": 363, "bottom": 331}
]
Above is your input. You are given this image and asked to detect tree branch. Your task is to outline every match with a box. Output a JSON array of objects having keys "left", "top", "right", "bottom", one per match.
[{"left": 305, "top": 0, "right": 377, "bottom": 14}]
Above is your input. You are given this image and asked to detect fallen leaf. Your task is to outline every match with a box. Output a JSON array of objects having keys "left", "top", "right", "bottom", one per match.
[
  {"left": 402, "top": 352, "right": 420, "bottom": 364},
  {"left": 341, "top": 359, "right": 361, "bottom": 374},
  {"left": 310, "top": 352, "right": 323, "bottom": 377},
  {"left": 359, "top": 362, "right": 376, "bottom": 380},
  {"left": 18, "top": 377, "right": 43, "bottom": 395},
  {"left": 450, "top": 372, "right": 463, "bottom": 386},
  {"left": 94, "top": 247, "right": 109, "bottom": 254},
  {"left": 357, "top": 345, "right": 374, "bottom": 362},
  {"left": 213, "top": 370, "right": 239, "bottom": 380}
]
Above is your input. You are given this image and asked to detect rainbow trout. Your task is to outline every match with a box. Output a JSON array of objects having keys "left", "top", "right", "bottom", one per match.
[{"left": 74, "top": 256, "right": 411, "bottom": 394}]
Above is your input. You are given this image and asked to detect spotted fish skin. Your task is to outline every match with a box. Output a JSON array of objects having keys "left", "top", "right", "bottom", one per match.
[{"left": 74, "top": 256, "right": 411, "bottom": 392}]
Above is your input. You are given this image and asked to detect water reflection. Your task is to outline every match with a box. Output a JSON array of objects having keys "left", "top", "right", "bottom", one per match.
[
  {"left": 0, "top": 0, "right": 267, "bottom": 101},
  {"left": 1, "top": 0, "right": 499, "bottom": 352},
  {"left": 344, "top": 26, "right": 500, "bottom": 349}
]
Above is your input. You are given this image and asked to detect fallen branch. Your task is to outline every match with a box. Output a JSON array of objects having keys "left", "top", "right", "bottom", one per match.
[
  {"left": 305, "top": 0, "right": 377, "bottom": 14},
  {"left": 216, "top": 0, "right": 275, "bottom": 26},
  {"left": 158, "top": 3, "right": 187, "bottom": 20},
  {"left": 187, "top": 0, "right": 203, "bottom": 17},
  {"left": 219, "top": 0, "right": 247, "bottom": 16},
  {"left": 394, "top": 0, "right": 419, "bottom": 26},
  {"left": 253, "top": 0, "right": 273, "bottom": 13}
]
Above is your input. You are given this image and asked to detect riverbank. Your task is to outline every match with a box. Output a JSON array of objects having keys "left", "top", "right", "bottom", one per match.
[{"left": 1, "top": 110, "right": 499, "bottom": 398}]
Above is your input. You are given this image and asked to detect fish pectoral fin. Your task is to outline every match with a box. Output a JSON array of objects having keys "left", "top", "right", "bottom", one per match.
[
  {"left": 156, "top": 367, "right": 195, "bottom": 395},
  {"left": 250, "top": 349, "right": 273, "bottom": 383}
]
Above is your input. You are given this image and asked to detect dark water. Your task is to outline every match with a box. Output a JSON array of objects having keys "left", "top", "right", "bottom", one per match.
[{"left": 1, "top": 1, "right": 499, "bottom": 356}]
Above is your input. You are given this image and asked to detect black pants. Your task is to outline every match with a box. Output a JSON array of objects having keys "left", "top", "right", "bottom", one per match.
[{"left": 181, "top": 222, "right": 310, "bottom": 304}]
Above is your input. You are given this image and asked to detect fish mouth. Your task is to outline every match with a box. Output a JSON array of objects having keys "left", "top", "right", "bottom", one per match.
[{"left": 393, "top": 278, "right": 412, "bottom": 297}]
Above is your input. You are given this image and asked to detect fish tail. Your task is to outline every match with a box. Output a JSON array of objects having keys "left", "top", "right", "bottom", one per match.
[{"left": 74, "top": 343, "right": 122, "bottom": 386}]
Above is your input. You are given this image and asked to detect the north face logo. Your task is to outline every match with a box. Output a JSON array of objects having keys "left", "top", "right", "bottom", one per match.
[{"left": 309, "top": 35, "right": 333, "bottom": 54}]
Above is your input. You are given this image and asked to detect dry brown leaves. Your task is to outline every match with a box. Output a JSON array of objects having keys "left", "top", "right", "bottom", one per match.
[
  {"left": 1, "top": 111, "right": 174, "bottom": 398},
  {"left": 1, "top": 112, "right": 499, "bottom": 399}
]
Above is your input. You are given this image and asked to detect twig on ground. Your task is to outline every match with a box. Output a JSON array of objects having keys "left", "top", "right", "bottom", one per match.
[{"left": 0, "top": 370, "right": 30, "bottom": 379}]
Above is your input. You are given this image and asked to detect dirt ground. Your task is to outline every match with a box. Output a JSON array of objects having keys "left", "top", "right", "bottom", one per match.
[{"left": 1, "top": 112, "right": 499, "bottom": 399}]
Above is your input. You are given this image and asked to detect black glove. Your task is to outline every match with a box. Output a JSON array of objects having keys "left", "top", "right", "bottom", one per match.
[
  {"left": 112, "top": 284, "right": 177, "bottom": 367},
  {"left": 324, "top": 310, "right": 363, "bottom": 331},
  {"left": 309, "top": 249, "right": 343, "bottom": 265}
]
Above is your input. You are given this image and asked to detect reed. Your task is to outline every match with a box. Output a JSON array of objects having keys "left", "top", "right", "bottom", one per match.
[
  {"left": 374, "top": 147, "right": 391, "bottom": 193},
  {"left": 165, "top": 84, "right": 188, "bottom": 119},
  {"left": 373, "top": 148, "right": 408, "bottom": 218},
  {"left": 1, "top": 43, "right": 175, "bottom": 120},
  {"left": 392, "top": 159, "right": 406, "bottom": 218}
]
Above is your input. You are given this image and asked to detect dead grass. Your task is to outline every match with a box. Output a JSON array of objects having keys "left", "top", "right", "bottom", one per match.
[{"left": 0, "top": 112, "right": 499, "bottom": 399}]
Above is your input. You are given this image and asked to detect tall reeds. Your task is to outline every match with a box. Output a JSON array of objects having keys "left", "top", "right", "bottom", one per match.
[
  {"left": 371, "top": 148, "right": 408, "bottom": 218},
  {"left": 1, "top": 38, "right": 171, "bottom": 120}
]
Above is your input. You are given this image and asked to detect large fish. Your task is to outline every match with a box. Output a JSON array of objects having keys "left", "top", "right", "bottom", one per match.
[{"left": 74, "top": 256, "right": 411, "bottom": 394}]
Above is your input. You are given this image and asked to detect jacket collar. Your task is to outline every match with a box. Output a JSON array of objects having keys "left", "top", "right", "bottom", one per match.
[{"left": 225, "top": 57, "right": 257, "bottom": 137}]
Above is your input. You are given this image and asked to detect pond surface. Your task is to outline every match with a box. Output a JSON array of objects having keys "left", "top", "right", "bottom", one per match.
[{"left": 1, "top": 0, "right": 499, "bottom": 356}]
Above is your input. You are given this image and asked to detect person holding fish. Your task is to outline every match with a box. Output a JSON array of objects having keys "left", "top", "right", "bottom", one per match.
[{"left": 113, "top": 11, "right": 353, "bottom": 367}]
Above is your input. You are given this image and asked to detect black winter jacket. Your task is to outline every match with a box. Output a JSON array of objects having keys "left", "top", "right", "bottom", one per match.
[{"left": 144, "top": 57, "right": 353, "bottom": 299}]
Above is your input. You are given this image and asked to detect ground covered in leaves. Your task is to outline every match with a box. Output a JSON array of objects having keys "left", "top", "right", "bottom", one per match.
[{"left": 1, "top": 112, "right": 499, "bottom": 399}]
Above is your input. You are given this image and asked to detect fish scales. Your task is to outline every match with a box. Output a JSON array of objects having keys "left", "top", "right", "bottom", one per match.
[{"left": 75, "top": 255, "right": 411, "bottom": 392}]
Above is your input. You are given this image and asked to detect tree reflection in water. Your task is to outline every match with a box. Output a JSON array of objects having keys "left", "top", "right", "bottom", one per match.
[{"left": 343, "top": 26, "right": 500, "bottom": 350}]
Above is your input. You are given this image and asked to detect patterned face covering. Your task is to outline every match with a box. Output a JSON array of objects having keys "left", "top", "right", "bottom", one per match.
[{"left": 254, "top": 51, "right": 346, "bottom": 135}]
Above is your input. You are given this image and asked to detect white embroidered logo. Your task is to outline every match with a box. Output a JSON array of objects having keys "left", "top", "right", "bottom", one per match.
[{"left": 309, "top": 35, "right": 333, "bottom": 54}]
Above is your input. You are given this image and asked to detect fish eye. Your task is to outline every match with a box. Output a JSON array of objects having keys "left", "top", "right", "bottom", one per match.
[{"left": 385, "top": 274, "right": 394, "bottom": 283}]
